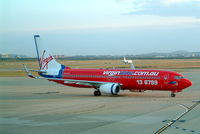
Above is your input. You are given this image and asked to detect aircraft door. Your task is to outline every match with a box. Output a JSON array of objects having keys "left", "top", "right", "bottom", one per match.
[
  {"left": 164, "top": 73, "right": 169, "bottom": 83},
  {"left": 163, "top": 73, "right": 169, "bottom": 89}
]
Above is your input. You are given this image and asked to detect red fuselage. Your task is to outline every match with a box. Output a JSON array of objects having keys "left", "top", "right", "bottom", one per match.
[
  {"left": 32, "top": 35, "right": 192, "bottom": 97},
  {"left": 51, "top": 68, "right": 192, "bottom": 93}
]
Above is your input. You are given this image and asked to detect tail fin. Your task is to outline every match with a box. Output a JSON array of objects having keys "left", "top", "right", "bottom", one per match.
[
  {"left": 34, "top": 35, "right": 66, "bottom": 77},
  {"left": 123, "top": 57, "right": 126, "bottom": 62}
]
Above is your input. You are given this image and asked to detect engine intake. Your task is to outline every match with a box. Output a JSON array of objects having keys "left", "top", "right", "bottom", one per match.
[{"left": 99, "top": 83, "right": 120, "bottom": 95}]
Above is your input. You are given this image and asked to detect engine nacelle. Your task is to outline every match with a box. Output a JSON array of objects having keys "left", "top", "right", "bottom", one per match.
[{"left": 99, "top": 83, "right": 120, "bottom": 95}]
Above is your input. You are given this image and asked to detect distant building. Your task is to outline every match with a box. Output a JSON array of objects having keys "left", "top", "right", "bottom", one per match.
[
  {"left": 54, "top": 55, "right": 65, "bottom": 58},
  {"left": 0, "top": 54, "right": 11, "bottom": 58},
  {"left": 0, "top": 54, "right": 28, "bottom": 58}
]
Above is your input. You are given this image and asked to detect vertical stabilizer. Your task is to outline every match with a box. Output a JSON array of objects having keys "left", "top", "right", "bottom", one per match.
[{"left": 34, "top": 35, "right": 65, "bottom": 77}]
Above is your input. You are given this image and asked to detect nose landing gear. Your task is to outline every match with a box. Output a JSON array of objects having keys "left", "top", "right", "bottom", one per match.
[{"left": 171, "top": 92, "right": 176, "bottom": 97}]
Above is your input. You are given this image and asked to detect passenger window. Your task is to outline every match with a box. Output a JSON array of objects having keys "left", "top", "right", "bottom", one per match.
[{"left": 174, "top": 76, "right": 184, "bottom": 79}]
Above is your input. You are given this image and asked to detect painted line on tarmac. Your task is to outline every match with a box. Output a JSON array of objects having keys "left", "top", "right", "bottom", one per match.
[
  {"left": 171, "top": 125, "right": 200, "bottom": 134},
  {"left": 154, "top": 100, "right": 200, "bottom": 134}
]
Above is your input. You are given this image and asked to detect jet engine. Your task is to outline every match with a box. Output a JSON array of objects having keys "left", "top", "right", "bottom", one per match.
[{"left": 99, "top": 83, "right": 121, "bottom": 95}]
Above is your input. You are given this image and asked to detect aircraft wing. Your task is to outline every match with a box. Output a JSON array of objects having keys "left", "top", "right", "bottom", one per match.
[
  {"left": 23, "top": 64, "right": 122, "bottom": 87},
  {"left": 48, "top": 78, "right": 116, "bottom": 87}
]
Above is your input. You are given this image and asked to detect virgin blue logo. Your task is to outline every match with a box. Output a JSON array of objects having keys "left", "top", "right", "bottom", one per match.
[{"left": 40, "top": 50, "right": 53, "bottom": 70}]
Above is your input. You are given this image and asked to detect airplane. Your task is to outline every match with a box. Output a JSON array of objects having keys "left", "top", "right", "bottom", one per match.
[
  {"left": 24, "top": 35, "right": 192, "bottom": 97},
  {"left": 122, "top": 57, "right": 135, "bottom": 69},
  {"left": 123, "top": 57, "right": 133, "bottom": 64}
]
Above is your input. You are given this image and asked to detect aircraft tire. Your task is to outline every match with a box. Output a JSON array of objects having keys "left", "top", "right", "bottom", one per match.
[
  {"left": 94, "top": 91, "right": 101, "bottom": 96},
  {"left": 171, "top": 93, "right": 176, "bottom": 97}
]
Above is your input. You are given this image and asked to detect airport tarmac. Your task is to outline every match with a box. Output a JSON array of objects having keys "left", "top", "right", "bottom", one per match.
[{"left": 0, "top": 69, "right": 200, "bottom": 134}]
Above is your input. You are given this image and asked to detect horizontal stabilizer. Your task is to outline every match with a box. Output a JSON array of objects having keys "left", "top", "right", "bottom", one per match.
[{"left": 23, "top": 64, "right": 43, "bottom": 79}]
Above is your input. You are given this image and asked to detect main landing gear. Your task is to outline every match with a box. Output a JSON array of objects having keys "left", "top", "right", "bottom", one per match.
[
  {"left": 94, "top": 90, "right": 101, "bottom": 96},
  {"left": 171, "top": 92, "right": 176, "bottom": 97}
]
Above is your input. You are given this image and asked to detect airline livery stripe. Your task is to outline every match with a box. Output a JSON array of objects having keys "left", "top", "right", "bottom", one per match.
[{"left": 62, "top": 74, "right": 160, "bottom": 79}]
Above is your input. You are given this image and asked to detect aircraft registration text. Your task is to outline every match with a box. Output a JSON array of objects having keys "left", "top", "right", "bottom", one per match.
[{"left": 136, "top": 80, "right": 158, "bottom": 85}]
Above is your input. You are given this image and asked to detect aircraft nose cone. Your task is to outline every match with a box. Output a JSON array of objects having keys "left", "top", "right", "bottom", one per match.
[{"left": 185, "top": 79, "right": 192, "bottom": 88}]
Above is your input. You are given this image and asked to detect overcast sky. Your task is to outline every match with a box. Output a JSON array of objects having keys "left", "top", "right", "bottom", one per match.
[{"left": 1, "top": 0, "right": 200, "bottom": 57}]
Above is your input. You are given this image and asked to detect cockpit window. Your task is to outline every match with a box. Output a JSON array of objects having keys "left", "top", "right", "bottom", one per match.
[{"left": 174, "top": 76, "right": 184, "bottom": 79}]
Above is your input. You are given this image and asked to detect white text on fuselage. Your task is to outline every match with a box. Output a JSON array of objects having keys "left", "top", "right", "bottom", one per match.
[{"left": 103, "top": 71, "right": 159, "bottom": 76}]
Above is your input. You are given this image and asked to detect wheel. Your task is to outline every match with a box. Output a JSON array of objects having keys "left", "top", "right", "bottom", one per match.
[
  {"left": 94, "top": 91, "right": 101, "bottom": 96},
  {"left": 94, "top": 91, "right": 98, "bottom": 96},
  {"left": 97, "top": 91, "right": 101, "bottom": 96},
  {"left": 171, "top": 93, "right": 176, "bottom": 97}
]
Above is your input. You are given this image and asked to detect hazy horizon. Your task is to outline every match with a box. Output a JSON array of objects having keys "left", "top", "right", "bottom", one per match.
[
  {"left": 1, "top": 50, "right": 199, "bottom": 58},
  {"left": 1, "top": 0, "right": 200, "bottom": 57}
]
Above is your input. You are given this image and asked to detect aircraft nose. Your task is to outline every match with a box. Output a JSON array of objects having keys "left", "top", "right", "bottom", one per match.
[{"left": 184, "top": 79, "right": 192, "bottom": 88}]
